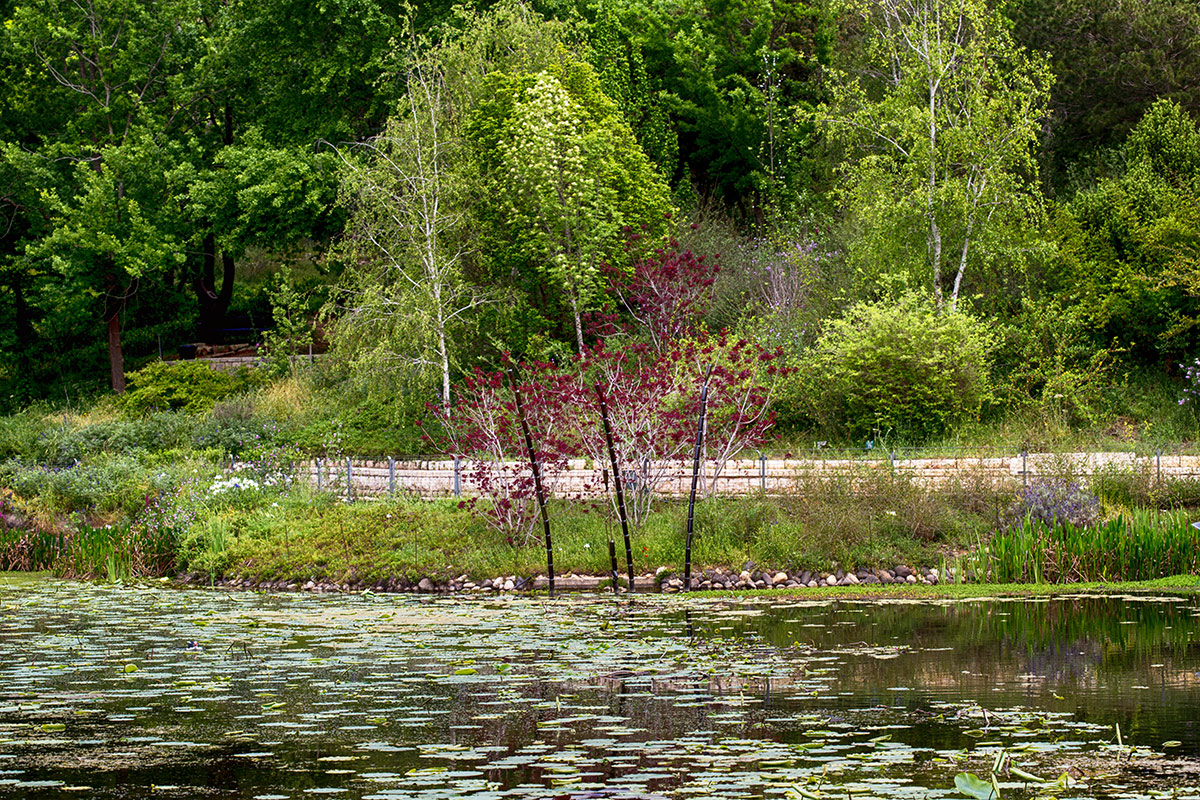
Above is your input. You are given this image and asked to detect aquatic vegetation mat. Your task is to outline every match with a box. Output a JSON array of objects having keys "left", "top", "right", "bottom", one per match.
[{"left": 1, "top": 580, "right": 1199, "bottom": 798}]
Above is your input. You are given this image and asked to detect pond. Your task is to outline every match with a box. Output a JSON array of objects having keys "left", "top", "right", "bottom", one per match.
[{"left": 2, "top": 579, "right": 1199, "bottom": 799}]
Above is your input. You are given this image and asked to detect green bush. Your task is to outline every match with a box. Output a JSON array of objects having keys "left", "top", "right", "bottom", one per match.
[
  {"left": 796, "top": 294, "right": 994, "bottom": 441},
  {"left": 0, "top": 409, "right": 46, "bottom": 461},
  {"left": 122, "top": 361, "right": 260, "bottom": 414}
]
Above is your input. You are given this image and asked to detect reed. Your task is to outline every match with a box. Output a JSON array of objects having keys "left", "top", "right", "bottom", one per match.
[{"left": 978, "top": 509, "right": 1200, "bottom": 583}]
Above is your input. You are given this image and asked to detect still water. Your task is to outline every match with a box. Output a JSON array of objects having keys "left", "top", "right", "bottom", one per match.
[{"left": 1, "top": 579, "right": 1199, "bottom": 799}]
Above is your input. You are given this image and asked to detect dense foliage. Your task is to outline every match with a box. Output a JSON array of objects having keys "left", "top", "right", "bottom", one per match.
[{"left": 4, "top": 0, "right": 1200, "bottom": 454}]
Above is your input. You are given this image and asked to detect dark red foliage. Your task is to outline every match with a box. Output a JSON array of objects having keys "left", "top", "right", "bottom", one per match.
[
  {"left": 429, "top": 334, "right": 793, "bottom": 542},
  {"left": 426, "top": 358, "right": 577, "bottom": 544},
  {"left": 608, "top": 240, "right": 720, "bottom": 352}
]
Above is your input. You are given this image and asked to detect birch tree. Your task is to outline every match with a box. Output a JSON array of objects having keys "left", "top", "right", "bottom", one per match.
[
  {"left": 824, "top": 0, "right": 1051, "bottom": 311},
  {"left": 333, "top": 56, "right": 477, "bottom": 407}
]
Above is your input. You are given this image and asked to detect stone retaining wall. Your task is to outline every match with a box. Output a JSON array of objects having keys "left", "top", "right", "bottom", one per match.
[{"left": 293, "top": 451, "right": 1200, "bottom": 500}]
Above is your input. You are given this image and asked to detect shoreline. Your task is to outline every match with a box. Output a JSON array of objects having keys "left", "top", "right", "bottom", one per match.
[{"left": 165, "top": 570, "right": 1200, "bottom": 598}]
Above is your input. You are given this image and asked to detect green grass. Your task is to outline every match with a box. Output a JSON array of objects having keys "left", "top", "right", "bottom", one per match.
[{"left": 179, "top": 489, "right": 971, "bottom": 586}]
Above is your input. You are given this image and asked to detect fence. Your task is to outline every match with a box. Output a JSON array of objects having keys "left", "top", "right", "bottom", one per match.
[{"left": 289, "top": 449, "right": 1200, "bottom": 501}]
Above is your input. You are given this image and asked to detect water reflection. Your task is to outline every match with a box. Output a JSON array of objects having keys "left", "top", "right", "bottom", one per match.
[{"left": 0, "top": 581, "right": 1197, "bottom": 799}]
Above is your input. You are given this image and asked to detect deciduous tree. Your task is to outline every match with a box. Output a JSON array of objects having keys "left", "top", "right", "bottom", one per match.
[{"left": 823, "top": 0, "right": 1051, "bottom": 311}]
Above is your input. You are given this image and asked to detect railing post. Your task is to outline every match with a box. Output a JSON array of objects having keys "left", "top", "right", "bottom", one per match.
[
  {"left": 453, "top": 456, "right": 461, "bottom": 498},
  {"left": 346, "top": 457, "right": 353, "bottom": 503},
  {"left": 316, "top": 458, "right": 323, "bottom": 492},
  {"left": 1021, "top": 449, "right": 1028, "bottom": 489},
  {"left": 389, "top": 456, "right": 396, "bottom": 495},
  {"left": 759, "top": 451, "right": 767, "bottom": 493}
]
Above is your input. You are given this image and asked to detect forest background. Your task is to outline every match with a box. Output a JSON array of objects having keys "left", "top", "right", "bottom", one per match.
[{"left": 5, "top": 0, "right": 1200, "bottom": 455}]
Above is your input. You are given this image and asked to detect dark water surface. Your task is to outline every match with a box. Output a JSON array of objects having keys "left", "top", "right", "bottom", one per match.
[{"left": 2, "top": 579, "right": 1199, "bottom": 799}]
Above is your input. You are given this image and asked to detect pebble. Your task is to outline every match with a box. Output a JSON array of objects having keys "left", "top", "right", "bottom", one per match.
[{"left": 187, "top": 561, "right": 954, "bottom": 595}]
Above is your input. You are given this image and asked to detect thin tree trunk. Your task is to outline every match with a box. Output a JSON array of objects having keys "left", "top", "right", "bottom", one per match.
[
  {"left": 570, "top": 292, "right": 584, "bottom": 352},
  {"left": 106, "top": 299, "right": 125, "bottom": 394},
  {"left": 437, "top": 306, "right": 451, "bottom": 407}
]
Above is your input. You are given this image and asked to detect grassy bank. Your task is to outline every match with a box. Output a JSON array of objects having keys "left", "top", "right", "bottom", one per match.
[
  {"left": 5, "top": 366, "right": 1200, "bottom": 588},
  {"left": 173, "top": 487, "right": 970, "bottom": 586}
]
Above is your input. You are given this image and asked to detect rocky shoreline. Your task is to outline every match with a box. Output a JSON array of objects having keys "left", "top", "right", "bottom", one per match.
[{"left": 178, "top": 564, "right": 944, "bottom": 594}]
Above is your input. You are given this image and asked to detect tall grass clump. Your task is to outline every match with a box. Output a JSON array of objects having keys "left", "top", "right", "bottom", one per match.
[
  {"left": 1092, "top": 460, "right": 1200, "bottom": 510},
  {"left": 979, "top": 509, "right": 1200, "bottom": 583}
]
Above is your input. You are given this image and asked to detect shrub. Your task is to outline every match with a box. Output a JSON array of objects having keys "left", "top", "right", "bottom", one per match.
[
  {"left": 1004, "top": 477, "right": 1100, "bottom": 530},
  {"left": 0, "top": 410, "right": 46, "bottom": 461},
  {"left": 795, "top": 294, "right": 993, "bottom": 442},
  {"left": 122, "top": 361, "right": 260, "bottom": 414}
]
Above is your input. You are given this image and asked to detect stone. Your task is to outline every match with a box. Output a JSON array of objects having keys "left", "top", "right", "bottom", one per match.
[
  {"left": 556, "top": 575, "right": 604, "bottom": 591},
  {"left": 739, "top": 570, "right": 752, "bottom": 582},
  {"left": 668, "top": 577, "right": 684, "bottom": 588},
  {"left": 825, "top": 574, "right": 837, "bottom": 586},
  {"left": 799, "top": 571, "right": 812, "bottom": 585},
  {"left": 481, "top": 579, "right": 493, "bottom": 589},
  {"left": 418, "top": 577, "right": 434, "bottom": 592},
  {"left": 845, "top": 573, "right": 859, "bottom": 584},
  {"left": 906, "top": 574, "right": 918, "bottom": 584},
  {"left": 863, "top": 574, "right": 879, "bottom": 584},
  {"left": 894, "top": 565, "right": 913, "bottom": 578},
  {"left": 503, "top": 579, "right": 515, "bottom": 591},
  {"left": 772, "top": 572, "right": 789, "bottom": 585},
  {"left": 807, "top": 580, "right": 818, "bottom": 588}
]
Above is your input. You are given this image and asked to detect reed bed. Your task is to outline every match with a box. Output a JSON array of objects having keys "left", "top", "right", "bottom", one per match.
[
  {"left": 1, "top": 522, "right": 178, "bottom": 580},
  {"left": 979, "top": 509, "right": 1200, "bottom": 583}
]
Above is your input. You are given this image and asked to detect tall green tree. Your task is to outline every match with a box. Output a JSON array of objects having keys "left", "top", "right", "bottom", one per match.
[
  {"left": 823, "top": 0, "right": 1051, "bottom": 311},
  {"left": 1008, "top": 0, "right": 1200, "bottom": 186},
  {"left": 1061, "top": 100, "right": 1200, "bottom": 365},
  {"left": 616, "top": 0, "right": 833, "bottom": 217},
  {"left": 471, "top": 62, "right": 673, "bottom": 351},
  {"left": 332, "top": 51, "right": 478, "bottom": 407},
  {"left": 3, "top": 0, "right": 183, "bottom": 392}
]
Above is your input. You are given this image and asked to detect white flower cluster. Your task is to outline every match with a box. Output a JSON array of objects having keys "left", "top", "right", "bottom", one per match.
[{"left": 208, "top": 476, "right": 261, "bottom": 496}]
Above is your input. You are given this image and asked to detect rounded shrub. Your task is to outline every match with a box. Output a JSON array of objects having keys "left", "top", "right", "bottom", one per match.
[
  {"left": 797, "top": 294, "right": 993, "bottom": 441},
  {"left": 122, "top": 361, "right": 260, "bottom": 414}
]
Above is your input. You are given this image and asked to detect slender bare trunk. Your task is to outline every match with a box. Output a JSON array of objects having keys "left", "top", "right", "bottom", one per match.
[
  {"left": 107, "top": 304, "right": 125, "bottom": 394},
  {"left": 928, "top": 70, "right": 942, "bottom": 309},
  {"left": 437, "top": 303, "right": 451, "bottom": 407},
  {"left": 570, "top": 292, "right": 584, "bottom": 353}
]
